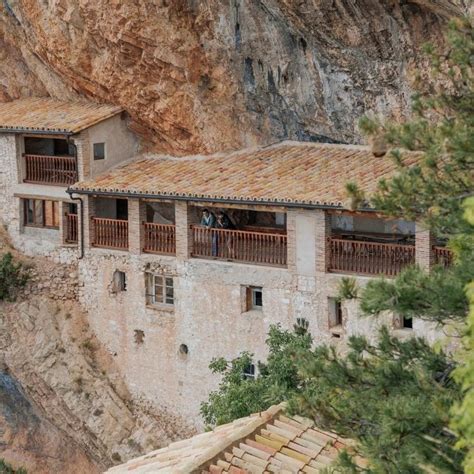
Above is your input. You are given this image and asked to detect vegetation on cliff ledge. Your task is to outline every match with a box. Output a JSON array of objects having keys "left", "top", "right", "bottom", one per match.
[{"left": 0, "top": 252, "right": 29, "bottom": 302}]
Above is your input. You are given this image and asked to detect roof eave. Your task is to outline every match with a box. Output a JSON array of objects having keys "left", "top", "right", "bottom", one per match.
[
  {"left": 66, "top": 188, "right": 377, "bottom": 213},
  {"left": 0, "top": 127, "right": 74, "bottom": 136}
]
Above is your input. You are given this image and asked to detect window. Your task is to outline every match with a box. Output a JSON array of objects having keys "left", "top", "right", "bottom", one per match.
[
  {"left": 93, "top": 142, "right": 105, "bottom": 160},
  {"left": 244, "top": 286, "right": 262, "bottom": 311},
  {"left": 112, "top": 270, "right": 127, "bottom": 293},
  {"left": 146, "top": 273, "right": 174, "bottom": 306},
  {"left": 403, "top": 317, "right": 413, "bottom": 329},
  {"left": 243, "top": 363, "right": 256, "bottom": 380},
  {"left": 23, "top": 199, "right": 59, "bottom": 228},
  {"left": 394, "top": 315, "right": 413, "bottom": 330},
  {"left": 328, "top": 297, "right": 343, "bottom": 328}
]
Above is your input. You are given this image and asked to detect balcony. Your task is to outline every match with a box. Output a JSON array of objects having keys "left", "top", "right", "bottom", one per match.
[
  {"left": 143, "top": 222, "right": 176, "bottom": 255},
  {"left": 65, "top": 213, "right": 78, "bottom": 243},
  {"left": 91, "top": 217, "right": 128, "bottom": 250},
  {"left": 191, "top": 225, "right": 287, "bottom": 267},
  {"left": 24, "top": 154, "right": 78, "bottom": 186},
  {"left": 329, "top": 237, "right": 415, "bottom": 276},
  {"left": 434, "top": 246, "right": 453, "bottom": 268}
]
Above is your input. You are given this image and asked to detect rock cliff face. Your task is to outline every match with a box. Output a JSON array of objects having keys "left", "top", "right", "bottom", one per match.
[
  {"left": 0, "top": 1, "right": 468, "bottom": 154},
  {"left": 0, "top": 233, "right": 194, "bottom": 473}
]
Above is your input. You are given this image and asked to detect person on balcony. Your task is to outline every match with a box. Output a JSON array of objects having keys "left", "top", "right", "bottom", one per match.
[
  {"left": 216, "top": 211, "right": 236, "bottom": 258},
  {"left": 201, "top": 209, "right": 217, "bottom": 256}
]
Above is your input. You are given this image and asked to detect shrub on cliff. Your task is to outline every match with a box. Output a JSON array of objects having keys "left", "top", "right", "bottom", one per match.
[
  {"left": 0, "top": 459, "right": 27, "bottom": 474},
  {"left": 0, "top": 252, "right": 29, "bottom": 301}
]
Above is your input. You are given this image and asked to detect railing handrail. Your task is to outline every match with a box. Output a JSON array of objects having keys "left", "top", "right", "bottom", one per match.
[
  {"left": 65, "top": 213, "right": 78, "bottom": 243},
  {"left": 329, "top": 236, "right": 415, "bottom": 277},
  {"left": 330, "top": 237, "right": 414, "bottom": 250},
  {"left": 23, "top": 153, "right": 76, "bottom": 159},
  {"left": 191, "top": 225, "right": 287, "bottom": 267},
  {"left": 190, "top": 224, "right": 286, "bottom": 239},
  {"left": 91, "top": 217, "right": 128, "bottom": 249},
  {"left": 92, "top": 217, "right": 128, "bottom": 223},
  {"left": 433, "top": 245, "right": 451, "bottom": 252},
  {"left": 143, "top": 222, "right": 176, "bottom": 229}
]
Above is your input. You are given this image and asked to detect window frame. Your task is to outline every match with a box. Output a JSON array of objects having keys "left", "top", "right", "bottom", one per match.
[
  {"left": 23, "top": 199, "right": 59, "bottom": 229},
  {"left": 328, "top": 297, "right": 343, "bottom": 329},
  {"left": 93, "top": 142, "right": 106, "bottom": 161},
  {"left": 243, "top": 363, "right": 256, "bottom": 380},
  {"left": 146, "top": 273, "right": 174, "bottom": 307},
  {"left": 244, "top": 286, "right": 263, "bottom": 312}
]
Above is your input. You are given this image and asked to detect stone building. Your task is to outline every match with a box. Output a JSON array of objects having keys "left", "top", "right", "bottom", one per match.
[
  {"left": 0, "top": 98, "right": 137, "bottom": 260},
  {"left": 0, "top": 99, "right": 452, "bottom": 425}
]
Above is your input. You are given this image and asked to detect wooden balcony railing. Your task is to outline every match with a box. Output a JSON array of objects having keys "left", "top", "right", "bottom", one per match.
[
  {"left": 24, "top": 154, "right": 78, "bottom": 185},
  {"left": 65, "top": 213, "right": 78, "bottom": 243},
  {"left": 191, "top": 226, "right": 287, "bottom": 267},
  {"left": 143, "top": 222, "right": 176, "bottom": 255},
  {"left": 434, "top": 246, "right": 453, "bottom": 268},
  {"left": 92, "top": 217, "right": 128, "bottom": 249},
  {"left": 329, "top": 238, "right": 415, "bottom": 276}
]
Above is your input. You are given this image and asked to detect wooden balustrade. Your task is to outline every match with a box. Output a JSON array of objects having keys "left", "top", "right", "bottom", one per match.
[
  {"left": 329, "top": 238, "right": 415, "bottom": 276},
  {"left": 24, "top": 154, "right": 77, "bottom": 185},
  {"left": 92, "top": 217, "right": 128, "bottom": 249},
  {"left": 433, "top": 246, "right": 453, "bottom": 268},
  {"left": 191, "top": 226, "right": 287, "bottom": 267},
  {"left": 65, "top": 213, "right": 78, "bottom": 243},
  {"left": 143, "top": 223, "right": 176, "bottom": 255}
]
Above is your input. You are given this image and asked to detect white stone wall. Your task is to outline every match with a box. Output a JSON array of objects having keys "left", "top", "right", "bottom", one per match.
[
  {"left": 0, "top": 134, "right": 21, "bottom": 234},
  {"left": 75, "top": 114, "right": 138, "bottom": 180},
  {"left": 77, "top": 247, "right": 448, "bottom": 427}
]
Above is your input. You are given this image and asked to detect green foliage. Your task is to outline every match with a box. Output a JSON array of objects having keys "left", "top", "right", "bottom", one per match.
[
  {"left": 0, "top": 252, "right": 29, "bottom": 301},
  {"left": 200, "top": 323, "right": 312, "bottom": 426},
  {"left": 290, "top": 327, "right": 464, "bottom": 473},
  {"left": 357, "top": 17, "right": 473, "bottom": 239},
  {"left": 451, "top": 197, "right": 474, "bottom": 471},
  {"left": 360, "top": 260, "right": 472, "bottom": 323},
  {"left": 0, "top": 459, "right": 27, "bottom": 474},
  {"left": 337, "top": 277, "right": 359, "bottom": 301}
]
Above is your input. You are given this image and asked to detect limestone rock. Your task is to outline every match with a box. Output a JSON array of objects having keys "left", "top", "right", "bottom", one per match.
[{"left": 0, "top": 1, "right": 469, "bottom": 154}]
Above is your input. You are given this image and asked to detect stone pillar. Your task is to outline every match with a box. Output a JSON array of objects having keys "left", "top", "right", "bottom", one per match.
[
  {"left": 128, "top": 198, "right": 146, "bottom": 254},
  {"left": 315, "top": 209, "right": 331, "bottom": 273},
  {"left": 415, "top": 223, "right": 435, "bottom": 271},
  {"left": 175, "top": 201, "right": 192, "bottom": 260},
  {"left": 83, "top": 195, "right": 96, "bottom": 250},
  {"left": 287, "top": 209, "right": 318, "bottom": 276},
  {"left": 286, "top": 210, "right": 297, "bottom": 273},
  {"left": 59, "top": 201, "right": 68, "bottom": 245},
  {"left": 74, "top": 131, "right": 91, "bottom": 180}
]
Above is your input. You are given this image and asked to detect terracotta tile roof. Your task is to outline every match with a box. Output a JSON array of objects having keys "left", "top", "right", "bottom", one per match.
[
  {"left": 105, "top": 405, "right": 353, "bottom": 473},
  {"left": 0, "top": 98, "right": 123, "bottom": 134},
  {"left": 70, "top": 141, "right": 416, "bottom": 208}
]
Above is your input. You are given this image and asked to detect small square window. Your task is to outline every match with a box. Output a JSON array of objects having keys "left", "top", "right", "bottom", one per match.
[
  {"left": 403, "top": 317, "right": 413, "bottom": 329},
  {"left": 93, "top": 142, "right": 105, "bottom": 160},
  {"left": 112, "top": 270, "right": 126, "bottom": 293},
  {"left": 243, "top": 286, "right": 262, "bottom": 312},
  {"left": 243, "top": 363, "right": 256, "bottom": 380},
  {"left": 146, "top": 273, "right": 174, "bottom": 307},
  {"left": 394, "top": 315, "right": 413, "bottom": 330}
]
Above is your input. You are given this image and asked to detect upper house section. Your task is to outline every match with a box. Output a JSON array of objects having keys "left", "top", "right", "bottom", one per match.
[
  {"left": 70, "top": 141, "right": 419, "bottom": 207},
  {"left": 0, "top": 98, "right": 138, "bottom": 188}
]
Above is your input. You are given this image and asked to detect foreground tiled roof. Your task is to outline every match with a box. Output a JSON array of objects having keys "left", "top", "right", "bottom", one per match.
[
  {"left": 0, "top": 98, "right": 122, "bottom": 134},
  {"left": 106, "top": 405, "right": 353, "bottom": 473},
  {"left": 70, "top": 142, "right": 415, "bottom": 208}
]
